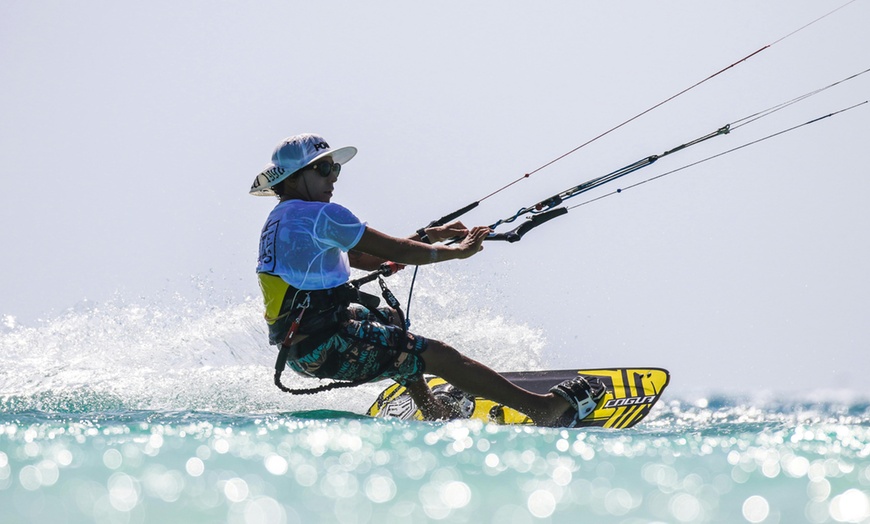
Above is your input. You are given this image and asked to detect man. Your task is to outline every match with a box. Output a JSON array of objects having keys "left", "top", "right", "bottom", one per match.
[{"left": 250, "top": 133, "right": 603, "bottom": 425}]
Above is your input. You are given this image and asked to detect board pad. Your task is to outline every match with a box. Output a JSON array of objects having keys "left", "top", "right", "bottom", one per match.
[{"left": 367, "top": 368, "right": 669, "bottom": 428}]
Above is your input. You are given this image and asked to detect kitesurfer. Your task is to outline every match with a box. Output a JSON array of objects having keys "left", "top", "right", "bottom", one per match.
[{"left": 250, "top": 133, "right": 603, "bottom": 425}]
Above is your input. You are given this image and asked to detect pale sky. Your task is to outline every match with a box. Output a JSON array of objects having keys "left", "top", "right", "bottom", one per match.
[{"left": 2, "top": 1, "right": 868, "bottom": 393}]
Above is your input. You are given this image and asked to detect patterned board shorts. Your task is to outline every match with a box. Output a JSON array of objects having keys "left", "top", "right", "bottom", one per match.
[{"left": 288, "top": 304, "right": 429, "bottom": 386}]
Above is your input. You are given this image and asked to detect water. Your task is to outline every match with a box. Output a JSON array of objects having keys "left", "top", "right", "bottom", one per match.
[{"left": 2, "top": 277, "right": 869, "bottom": 523}]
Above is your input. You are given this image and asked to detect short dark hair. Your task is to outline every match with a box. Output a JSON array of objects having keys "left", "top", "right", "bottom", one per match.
[{"left": 273, "top": 169, "right": 307, "bottom": 198}]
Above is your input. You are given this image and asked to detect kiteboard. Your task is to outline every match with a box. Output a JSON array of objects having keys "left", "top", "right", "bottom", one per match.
[{"left": 367, "top": 367, "right": 669, "bottom": 428}]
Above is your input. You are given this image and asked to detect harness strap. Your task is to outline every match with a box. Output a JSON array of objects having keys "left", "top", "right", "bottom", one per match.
[{"left": 379, "top": 276, "right": 408, "bottom": 330}]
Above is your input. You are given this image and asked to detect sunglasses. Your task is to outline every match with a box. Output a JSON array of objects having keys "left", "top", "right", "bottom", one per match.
[{"left": 309, "top": 161, "right": 341, "bottom": 178}]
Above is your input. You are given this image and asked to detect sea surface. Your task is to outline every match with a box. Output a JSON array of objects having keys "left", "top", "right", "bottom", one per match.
[{"left": 2, "top": 285, "right": 869, "bottom": 523}]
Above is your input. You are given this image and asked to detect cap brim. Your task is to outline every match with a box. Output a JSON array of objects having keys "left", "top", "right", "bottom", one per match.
[
  {"left": 249, "top": 164, "right": 290, "bottom": 196},
  {"left": 308, "top": 145, "right": 357, "bottom": 166}
]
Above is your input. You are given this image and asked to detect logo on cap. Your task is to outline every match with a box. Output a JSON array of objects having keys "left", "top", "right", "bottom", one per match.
[{"left": 261, "top": 166, "right": 286, "bottom": 183}]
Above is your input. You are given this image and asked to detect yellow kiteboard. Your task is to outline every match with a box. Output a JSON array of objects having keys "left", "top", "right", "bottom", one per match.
[{"left": 367, "top": 368, "right": 669, "bottom": 428}]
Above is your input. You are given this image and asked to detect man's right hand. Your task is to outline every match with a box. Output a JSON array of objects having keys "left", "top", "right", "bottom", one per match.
[{"left": 453, "top": 226, "right": 491, "bottom": 259}]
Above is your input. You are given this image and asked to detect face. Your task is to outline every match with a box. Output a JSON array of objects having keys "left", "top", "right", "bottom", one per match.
[{"left": 296, "top": 157, "right": 341, "bottom": 203}]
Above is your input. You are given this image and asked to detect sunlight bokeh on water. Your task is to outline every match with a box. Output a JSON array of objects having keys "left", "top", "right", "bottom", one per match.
[{"left": 2, "top": 278, "right": 868, "bottom": 523}]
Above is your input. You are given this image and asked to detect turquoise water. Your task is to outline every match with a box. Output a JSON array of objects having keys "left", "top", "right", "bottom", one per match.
[
  {"left": 3, "top": 400, "right": 870, "bottom": 523},
  {"left": 2, "top": 288, "right": 869, "bottom": 523}
]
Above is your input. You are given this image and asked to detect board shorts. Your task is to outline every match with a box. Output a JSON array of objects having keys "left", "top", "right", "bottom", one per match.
[{"left": 287, "top": 304, "right": 429, "bottom": 386}]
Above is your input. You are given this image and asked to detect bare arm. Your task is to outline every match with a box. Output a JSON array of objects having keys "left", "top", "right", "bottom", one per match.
[
  {"left": 351, "top": 225, "right": 489, "bottom": 267},
  {"left": 349, "top": 220, "right": 474, "bottom": 270},
  {"left": 347, "top": 250, "right": 389, "bottom": 271}
]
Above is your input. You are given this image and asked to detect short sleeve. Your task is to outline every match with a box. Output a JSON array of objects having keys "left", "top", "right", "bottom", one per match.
[{"left": 314, "top": 203, "right": 367, "bottom": 251}]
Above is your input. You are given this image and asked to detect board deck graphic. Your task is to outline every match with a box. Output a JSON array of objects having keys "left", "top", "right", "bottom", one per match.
[{"left": 367, "top": 368, "right": 670, "bottom": 428}]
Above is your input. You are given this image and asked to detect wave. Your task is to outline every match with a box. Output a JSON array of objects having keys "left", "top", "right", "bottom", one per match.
[{"left": 0, "top": 267, "right": 548, "bottom": 415}]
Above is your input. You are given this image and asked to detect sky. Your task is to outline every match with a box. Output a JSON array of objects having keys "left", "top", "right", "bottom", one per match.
[{"left": 1, "top": 1, "right": 868, "bottom": 393}]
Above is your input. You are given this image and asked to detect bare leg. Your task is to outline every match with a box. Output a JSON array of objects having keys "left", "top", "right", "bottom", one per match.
[
  {"left": 378, "top": 309, "right": 570, "bottom": 424},
  {"left": 404, "top": 376, "right": 453, "bottom": 420},
  {"left": 421, "top": 339, "right": 571, "bottom": 425}
]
